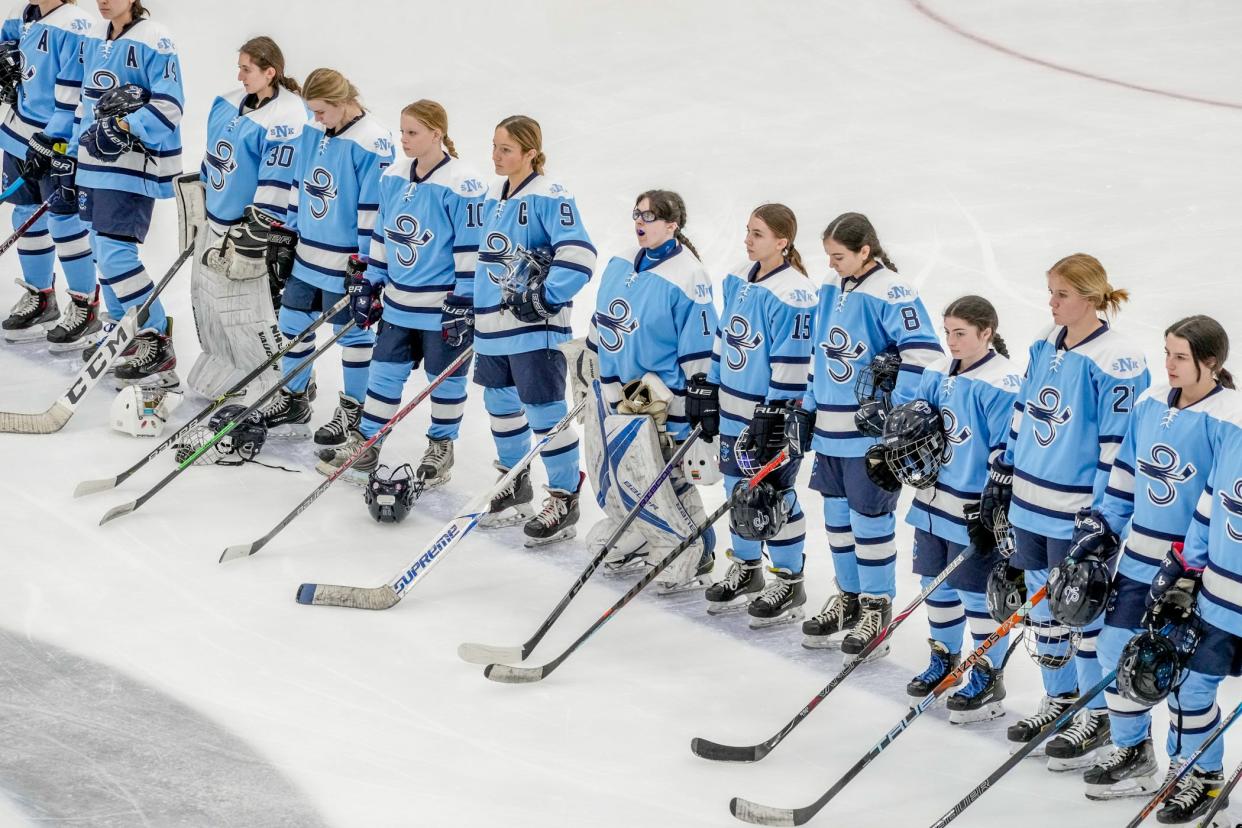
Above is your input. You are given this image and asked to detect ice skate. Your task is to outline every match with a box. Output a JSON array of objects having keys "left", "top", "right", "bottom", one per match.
[
  {"left": 315, "top": 428, "right": 378, "bottom": 483},
  {"left": 2, "top": 279, "right": 58, "bottom": 342},
  {"left": 746, "top": 567, "right": 805, "bottom": 629},
  {"left": 314, "top": 392, "right": 362, "bottom": 447},
  {"left": 523, "top": 476, "right": 582, "bottom": 547},
  {"left": 906, "top": 639, "right": 961, "bottom": 706},
  {"left": 1007, "top": 693, "right": 1077, "bottom": 757},
  {"left": 1083, "top": 739, "right": 1159, "bottom": 800},
  {"left": 1047, "top": 708, "right": 1111, "bottom": 772},
  {"left": 114, "top": 319, "right": 179, "bottom": 390},
  {"left": 416, "top": 436, "right": 454, "bottom": 488},
  {"left": 46, "top": 287, "right": 102, "bottom": 352},
  {"left": 947, "top": 656, "right": 1006, "bottom": 724},
  {"left": 259, "top": 387, "right": 313, "bottom": 439},
  {"left": 801, "top": 587, "right": 861, "bottom": 649},
  {"left": 478, "top": 462, "right": 534, "bottom": 529},
  {"left": 655, "top": 547, "right": 714, "bottom": 596},
  {"left": 841, "top": 594, "right": 892, "bottom": 664},
  {"left": 82, "top": 320, "right": 138, "bottom": 369},
  {"left": 704, "top": 552, "right": 764, "bottom": 614},
  {"left": 1157, "top": 768, "right": 1225, "bottom": 824}
]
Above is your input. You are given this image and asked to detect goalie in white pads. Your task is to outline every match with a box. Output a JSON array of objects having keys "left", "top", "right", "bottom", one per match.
[
  {"left": 179, "top": 37, "right": 308, "bottom": 399},
  {"left": 581, "top": 189, "right": 720, "bottom": 592}
]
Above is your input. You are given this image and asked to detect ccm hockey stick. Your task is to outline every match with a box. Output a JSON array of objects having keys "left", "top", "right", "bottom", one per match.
[
  {"left": 1198, "top": 756, "right": 1242, "bottom": 828},
  {"left": 0, "top": 243, "right": 192, "bottom": 434},
  {"left": 729, "top": 584, "right": 1049, "bottom": 827},
  {"left": 97, "top": 320, "right": 357, "bottom": 525},
  {"left": 295, "top": 396, "right": 588, "bottom": 610},
  {"left": 458, "top": 424, "right": 705, "bottom": 665},
  {"left": 1127, "top": 699, "right": 1242, "bottom": 828},
  {"left": 219, "top": 345, "right": 475, "bottom": 562},
  {"left": 483, "top": 448, "right": 788, "bottom": 685},
  {"left": 74, "top": 296, "right": 350, "bottom": 497}
]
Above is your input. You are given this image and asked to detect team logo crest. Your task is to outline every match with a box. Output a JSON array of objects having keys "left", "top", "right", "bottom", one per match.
[
  {"left": 304, "top": 167, "right": 338, "bottom": 220},
  {"left": 388, "top": 215, "right": 434, "bottom": 267},
  {"left": 1027, "top": 386, "right": 1072, "bottom": 447},
  {"left": 478, "top": 232, "right": 519, "bottom": 288},
  {"left": 203, "top": 140, "right": 237, "bottom": 191},
  {"left": 1137, "top": 444, "right": 1196, "bottom": 507},
  {"left": 724, "top": 315, "right": 763, "bottom": 370},
  {"left": 941, "top": 409, "right": 971, "bottom": 465},
  {"left": 594, "top": 298, "right": 638, "bottom": 353},
  {"left": 1221, "top": 480, "right": 1242, "bottom": 543},
  {"left": 819, "top": 326, "right": 867, "bottom": 383},
  {"left": 89, "top": 70, "right": 119, "bottom": 97}
]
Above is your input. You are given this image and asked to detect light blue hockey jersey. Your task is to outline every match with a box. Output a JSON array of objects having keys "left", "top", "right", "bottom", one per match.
[
  {"left": 73, "top": 16, "right": 183, "bottom": 199},
  {"left": 366, "top": 153, "right": 487, "bottom": 331},
  {"left": 200, "top": 86, "right": 308, "bottom": 231},
  {"left": 1003, "top": 323, "right": 1150, "bottom": 540},
  {"left": 0, "top": 2, "right": 94, "bottom": 155},
  {"left": 472, "top": 171, "right": 596, "bottom": 356},
  {"left": 905, "top": 352, "right": 1021, "bottom": 546},
  {"left": 803, "top": 264, "right": 943, "bottom": 458},
  {"left": 284, "top": 113, "right": 393, "bottom": 293},
  {"left": 1181, "top": 396, "right": 1242, "bottom": 637},
  {"left": 587, "top": 244, "right": 718, "bottom": 437},
  {"left": 1101, "top": 384, "right": 1236, "bottom": 585},
  {"left": 708, "top": 262, "right": 817, "bottom": 440}
]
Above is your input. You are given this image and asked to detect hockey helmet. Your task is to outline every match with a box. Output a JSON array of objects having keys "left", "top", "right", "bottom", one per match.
[
  {"left": 174, "top": 404, "right": 267, "bottom": 466},
  {"left": 729, "top": 478, "right": 791, "bottom": 541},
  {"left": 681, "top": 436, "right": 723, "bottom": 486},
  {"left": 881, "top": 400, "right": 946, "bottom": 490},
  {"left": 489, "top": 244, "right": 553, "bottom": 298},
  {"left": 1047, "top": 552, "right": 1113, "bottom": 628},
  {"left": 1117, "top": 625, "right": 1199, "bottom": 706},
  {"left": 854, "top": 399, "right": 887, "bottom": 438},
  {"left": 95, "top": 83, "right": 150, "bottom": 120},
  {"left": 854, "top": 351, "right": 901, "bottom": 408},
  {"left": 110, "top": 385, "right": 182, "bottom": 438},
  {"left": 734, "top": 424, "right": 785, "bottom": 477},
  {"left": 986, "top": 561, "right": 1026, "bottom": 624},
  {"left": 364, "top": 463, "right": 420, "bottom": 524},
  {"left": 0, "top": 42, "right": 22, "bottom": 106},
  {"left": 992, "top": 504, "right": 1016, "bottom": 559},
  {"left": 863, "top": 442, "right": 901, "bottom": 493}
]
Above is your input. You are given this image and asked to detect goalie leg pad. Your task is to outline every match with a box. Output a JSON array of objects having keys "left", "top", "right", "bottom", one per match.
[
  {"left": 174, "top": 172, "right": 205, "bottom": 253},
  {"left": 557, "top": 336, "right": 599, "bottom": 422},
  {"left": 188, "top": 226, "right": 244, "bottom": 398}
]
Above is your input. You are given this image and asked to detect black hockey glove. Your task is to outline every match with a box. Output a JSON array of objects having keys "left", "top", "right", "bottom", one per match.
[
  {"left": 854, "top": 399, "right": 887, "bottom": 438},
  {"left": 504, "top": 277, "right": 562, "bottom": 323},
  {"left": 979, "top": 459, "right": 1013, "bottom": 532},
  {"left": 964, "top": 502, "right": 997, "bottom": 556},
  {"left": 346, "top": 256, "right": 382, "bottom": 329},
  {"left": 265, "top": 222, "right": 297, "bottom": 301},
  {"left": 47, "top": 153, "right": 77, "bottom": 215},
  {"left": 785, "top": 404, "right": 815, "bottom": 459},
  {"left": 864, "top": 443, "right": 901, "bottom": 493},
  {"left": 1143, "top": 542, "right": 1201, "bottom": 628},
  {"left": 742, "top": 401, "right": 789, "bottom": 466},
  {"left": 94, "top": 83, "right": 151, "bottom": 120},
  {"left": 82, "top": 116, "right": 137, "bottom": 162},
  {"left": 684, "top": 373, "right": 719, "bottom": 440},
  {"left": 1067, "top": 507, "right": 1119, "bottom": 563},
  {"left": 23, "top": 132, "right": 59, "bottom": 180},
  {"left": 440, "top": 293, "right": 474, "bottom": 348}
]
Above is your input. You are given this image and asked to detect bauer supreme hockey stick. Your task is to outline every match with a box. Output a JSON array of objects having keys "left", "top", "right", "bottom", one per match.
[
  {"left": 220, "top": 345, "right": 475, "bottom": 562},
  {"left": 97, "top": 320, "right": 357, "bottom": 525},
  {"left": 0, "top": 243, "right": 192, "bottom": 435},
  {"left": 458, "top": 424, "right": 705, "bottom": 665},
  {"left": 1127, "top": 699, "right": 1242, "bottom": 828},
  {"left": 295, "top": 396, "right": 588, "bottom": 610},
  {"left": 482, "top": 448, "right": 789, "bottom": 686},
  {"left": 1197, "top": 755, "right": 1242, "bottom": 828},
  {"left": 74, "top": 296, "right": 350, "bottom": 497},
  {"left": 729, "top": 584, "right": 1049, "bottom": 827}
]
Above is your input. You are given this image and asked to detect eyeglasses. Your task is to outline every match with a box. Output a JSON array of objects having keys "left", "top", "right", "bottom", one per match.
[{"left": 631, "top": 208, "right": 660, "bottom": 223}]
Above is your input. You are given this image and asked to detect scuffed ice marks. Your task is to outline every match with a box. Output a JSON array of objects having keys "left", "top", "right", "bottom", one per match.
[{"left": 0, "top": 629, "right": 327, "bottom": 828}]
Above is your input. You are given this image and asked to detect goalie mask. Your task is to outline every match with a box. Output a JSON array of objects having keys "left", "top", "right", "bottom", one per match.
[
  {"left": 881, "top": 400, "right": 946, "bottom": 490},
  {"left": 854, "top": 351, "right": 901, "bottom": 407},
  {"left": 364, "top": 463, "right": 421, "bottom": 524},
  {"left": 173, "top": 404, "right": 268, "bottom": 466},
  {"left": 110, "top": 385, "right": 183, "bottom": 438},
  {"left": 681, "top": 436, "right": 722, "bottom": 486},
  {"left": 1117, "top": 621, "right": 1201, "bottom": 706},
  {"left": 729, "top": 479, "right": 791, "bottom": 541}
]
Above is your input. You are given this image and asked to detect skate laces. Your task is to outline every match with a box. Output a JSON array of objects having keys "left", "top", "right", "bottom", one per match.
[
  {"left": 1166, "top": 772, "right": 1207, "bottom": 810},
  {"left": 1098, "top": 743, "right": 1140, "bottom": 772},
  {"left": 957, "top": 661, "right": 993, "bottom": 700},
  {"left": 852, "top": 604, "right": 884, "bottom": 640},
  {"left": 915, "top": 647, "right": 952, "bottom": 685},
  {"left": 261, "top": 389, "right": 291, "bottom": 418},
  {"left": 421, "top": 439, "right": 451, "bottom": 470},
  {"left": 126, "top": 332, "right": 160, "bottom": 368},
  {"left": 809, "top": 593, "right": 846, "bottom": 627},
  {"left": 530, "top": 490, "right": 570, "bottom": 529},
  {"left": 10, "top": 284, "right": 41, "bottom": 315},
  {"left": 61, "top": 297, "right": 90, "bottom": 329},
  {"left": 1018, "top": 696, "right": 1072, "bottom": 731},
  {"left": 321, "top": 405, "right": 351, "bottom": 439},
  {"left": 754, "top": 577, "right": 791, "bottom": 609},
  {"left": 1055, "top": 709, "right": 1100, "bottom": 747},
  {"left": 719, "top": 561, "right": 750, "bottom": 591}
]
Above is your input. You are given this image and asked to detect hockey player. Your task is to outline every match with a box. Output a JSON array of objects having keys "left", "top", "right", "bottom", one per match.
[
  {"left": 1079, "top": 316, "right": 1236, "bottom": 801},
  {"left": 686, "top": 203, "right": 815, "bottom": 627},
  {"left": 898, "top": 296, "right": 1021, "bottom": 722},
  {"left": 472, "top": 115, "right": 596, "bottom": 545},
  {"left": 800, "top": 213, "right": 942, "bottom": 656},
  {"left": 583, "top": 190, "right": 719, "bottom": 591},
  {"left": 181, "top": 36, "right": 308, "bottom": 399},
  {"left": 982, "top": 253, "right": 1149, "bottom": 769},
  {"left": 0, "top": 0, "right": 99, "bottom": 348},
  {"left": 260, "top": 68, "right": 393, "bottom": 442},
  {"left": 74, "top": 0, "right": 183, "bottom": 386},
  {"left": 315, "top": 99, "right": 484, "bottom": 486}
]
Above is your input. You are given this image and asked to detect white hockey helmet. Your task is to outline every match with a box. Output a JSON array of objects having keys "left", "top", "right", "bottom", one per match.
[
  {"left": 681, "top": 435, "right": 722, "bottom": 486},
  {"left": 109, "top": 385, "right": 183, "bottom": 438}
]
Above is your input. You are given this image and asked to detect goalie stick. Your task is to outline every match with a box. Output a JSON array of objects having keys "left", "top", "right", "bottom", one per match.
[
  {"left": 482, "top": 449, "right": 788, "bottom": 685},
  {"left": 74, "top": 296, "right": 350, "bottom": 497},
  {"left": 0, "top": 243, "right": 192, "bottom": 435},
  {"left": 219, "top": 344, "right": 475, "bottom": 562},
  {"left": 458, "top": 424, "right": 705, "bottom": 665},
  {"left": 294, "top": 396, "right": 588, "bottom": 610},
  {"left": 729, "top": 584, "right": 1049, "bottom": 827},
  {"left": 97, "top": 320, "right": 357, "bottom": 526}
]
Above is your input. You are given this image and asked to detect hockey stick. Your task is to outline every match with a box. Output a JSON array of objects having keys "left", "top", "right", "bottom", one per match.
[
  {"left": 220, "top": 344, "right": 475, "bottom": 562},
  {"left": 74, "top": 297, "right": 351, "bottom": 497},
  {"left": 0, "top": 197, "right": 50, "bottom": 259},
  {"left": 0, "top": 243, "right": 192, "bottom": 435},
  {"left": 97, "top": 320, "right": 357, "bottom": 526},
  {"left": 1126, "top": 699, "right": 1242, "bottom": 828},
  {"left": 295, "top": 396, "right": 588, "bottom": 610},
  {"left": 0, "top": 176, "right": 27, "bottom": 203},
  {"left": 729, "top": 584, "right": 1049, "bottom": 827},
  {"left": 458, "top": 424, "right": 705, "bottom": 665},
  {"left": 691, "top": 541, "right": 979, "bottom": 763},
  {"left": 483, "top": 449, "right": 789, "bottom": 685},
  {"left": 1198, "top": 756, "right": 1242, "bottom": 828}
]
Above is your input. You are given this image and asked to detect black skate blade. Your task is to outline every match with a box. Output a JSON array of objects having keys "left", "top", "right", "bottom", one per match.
[{"left": 689, "top": 736, "right": 768, "bottom": 763}]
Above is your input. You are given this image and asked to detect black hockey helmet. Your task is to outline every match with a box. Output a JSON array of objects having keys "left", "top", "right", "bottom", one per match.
[
  {"left": 1047, "top": 552, "right": 1113, "bottom": 628},
  {"left": 881, "top": 400, "right": 946, "bottom": 490},
  {"left": 854, "top": 399, "right": 887, "bottom": 438},
  {"left": 986, "top": 561, "right": 1026, "bottom": 624},
  {"left": 863, "top": 442, "right": 901, "bottom": 492},
  {"left": 95, "top": 83, "right": 151, "bottom": 120},
  {"left": 1117, "top": 628, "right": 1196, "bottom": 706},
  {"left": 854, "top": 350, "right": 901, "bottom": 408},
  {"left": 992, "top": 505, "right": 1016, "bottom": 559},
  {"left": 0, "top": 42, "right": 21, "bottom": 106},
  {"left": 729, "top": 479, "right": 791, "bottom": 541},
  {"left": 198, "top": 404, "right": 267, "bottom": 463},
  {"left": 364, "top": 463, "right": 420, "bottom": 524}
]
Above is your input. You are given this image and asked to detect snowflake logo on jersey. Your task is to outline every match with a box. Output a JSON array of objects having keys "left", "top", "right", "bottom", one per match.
[
  {"left": 203, "top": 140, "right": 237, "bottom": 191},
  {"left": 594, "top": 299, "right": 639, "bottom": 353},
  {"left": 388, "top": 215, "right": 434, "bottom": 268},
  {"left": 724, "top": 315, "right": 763, "bottom": 371},
  {"left": 819, "top": 326, "right": 867, "bottom": 383},
  {"left": 304, "top": 167, "right": 338, "bottom": 220},
  {"left": 478, "top": 232, "right": 520, "bottom": 289},
  {"left": 1221, "top": 480, "right": 1242, "bottom": 543},
  {"left": 940, "top": 409, "right": 971, "bottom": 466},
  {"left": 1138, "top": 444, "right": 1196, "bottom": 507},
  {"left": 1027, "top": 386, "right": 1072, "bottom": 447}
]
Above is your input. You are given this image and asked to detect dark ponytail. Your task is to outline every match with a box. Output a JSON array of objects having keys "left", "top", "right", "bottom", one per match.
[
  {"left": 822, "top": 212, "right": 897, "bottom": 273},
  {"left": 750, "top": 203, "right": 806, "bottom": 275},
  {"left": 132, "top": 1, "right": 149, "bottom": 18},
  {"left": 240, "top": 36, "right": 300, "bottom": 95},
  {"left": 943, "top": 295, "right": 1008, "bottom": 358},
  {"left": 1165, "top": 315, "right": 1233, "bottom": 389},
  {"left": 636, "top": 189, "right": 700, "bottom": 259}
]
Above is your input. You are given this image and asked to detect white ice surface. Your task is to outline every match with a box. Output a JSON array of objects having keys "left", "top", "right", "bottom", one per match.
[{"left": 0, "top": 1, "right": 1240, "bottom": 826}]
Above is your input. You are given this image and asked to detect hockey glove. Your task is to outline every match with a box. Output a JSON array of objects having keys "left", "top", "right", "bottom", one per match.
[
  {"left": 785, "top": 404, "right": 815, "bottom": 459},
  {"left": 1143, "top": 542, "right": 1202, "bottom": 628},
  {"left": 0, "top": 41, "right": 20, "bottom": 107},
  {"left": 94, "top": 83, "right": 151, "bottom": 120},
  {"left": 265, "top": 223, "right": 297, "bottom": 301},
  {"left": 1067, "top": 508, "right": 1120, "bottom": 563},
  {"left": 979, "top": 459, "right": 1013, "bottom": 532},
  {"left": 854, "top": 399, "right": 888, "bottom": 438},
  {"left": 504, "top": 278, "right": 562, "bottom": 323},
  {"left": 47, "top": 153, "right": 78, "bottom": 215},
  {"left": 346, "top": 256, "right": 382, "bottom": 328},
  {"left": 684, "top": 373, "right": 720, "bottom": 440},
  {"left": 440, "top": 293, "right": 474, "bottom": 348},
  {"left": 744, "top": 401, "right": 789, "bottom": 465},
  {"left": 965, "top": 502, "right": 998, "bottom": 556},
  {"left": 82, "top": 116, "right": 136, "bottom": 163},
  {"left": 864, "top": 443, "right": 901, "bottom": 493},
  {"left": 23, "top": 132, "right": 60, "bottom": 180}
]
